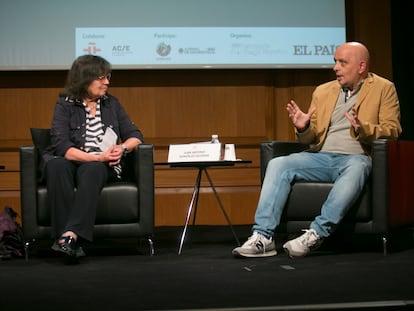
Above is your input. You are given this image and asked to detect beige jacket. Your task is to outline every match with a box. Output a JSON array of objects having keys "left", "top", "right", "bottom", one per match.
[{"left": 297, "top": 72, "right": 402, "bottom": 156}]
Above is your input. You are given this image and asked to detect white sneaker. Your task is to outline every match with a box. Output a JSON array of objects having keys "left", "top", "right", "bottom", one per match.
[
  {"left": 283, "top": 229, "right": 323, "bottom": 258},
  {"left": 232, "top": 232, "right": 277, "bottom": 258}
]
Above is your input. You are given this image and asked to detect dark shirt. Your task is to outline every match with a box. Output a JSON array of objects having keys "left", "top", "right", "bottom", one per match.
[{"left": 50, "top": 94, "right": 144, "bottom": 157}]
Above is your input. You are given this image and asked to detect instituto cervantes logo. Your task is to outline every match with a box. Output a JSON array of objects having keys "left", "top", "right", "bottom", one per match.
[{"left": 83, "top": 42, "right": 102, "bottom": 54}]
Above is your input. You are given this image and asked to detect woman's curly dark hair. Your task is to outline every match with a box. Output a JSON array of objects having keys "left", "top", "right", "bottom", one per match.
[{"left": 60, "top": 55, "right": 111, "bottom": 100}]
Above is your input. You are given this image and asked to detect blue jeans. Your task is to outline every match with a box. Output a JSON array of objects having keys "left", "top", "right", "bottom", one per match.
[{"left": 252, "top": 152, "right": 372, "bottom": 239}]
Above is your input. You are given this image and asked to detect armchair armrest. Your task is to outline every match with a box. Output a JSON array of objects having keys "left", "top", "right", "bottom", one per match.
[
  {"left": 260, "top": 141, "right": 309, "bottom": 184},
  {"left": 134, "top": 144, "right": 155, "bottom": 235},
  {"left": 369, "top": 139, "right": 389, "bottom": 232},
  {"left": 20, "top": 145, "right": 39, "bottom": 239}
]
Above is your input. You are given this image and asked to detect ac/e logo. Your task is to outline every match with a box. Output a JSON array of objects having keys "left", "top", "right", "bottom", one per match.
[{"left": 112, "top": 45, "right": 131, "bottom": 52}]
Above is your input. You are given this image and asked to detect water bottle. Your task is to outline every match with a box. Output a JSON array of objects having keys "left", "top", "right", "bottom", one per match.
[{"left": 211, "top": 134, "right": 220, "bottom": 144}]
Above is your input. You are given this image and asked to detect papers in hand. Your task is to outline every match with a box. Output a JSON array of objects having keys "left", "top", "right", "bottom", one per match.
[{"left": 100, "top": 127, "right": 118, "bottom": 152}]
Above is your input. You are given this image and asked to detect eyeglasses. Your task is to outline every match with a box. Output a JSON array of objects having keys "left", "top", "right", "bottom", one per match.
[{"left": 97, "top": 73, "right": 111, "bottom": 82}]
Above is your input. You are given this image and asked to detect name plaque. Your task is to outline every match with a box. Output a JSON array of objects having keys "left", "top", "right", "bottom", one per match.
[{"left": 168, "top": 143, "right": 222, "bottom": 162}]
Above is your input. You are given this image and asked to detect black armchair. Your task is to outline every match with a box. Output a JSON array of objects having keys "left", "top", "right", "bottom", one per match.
[
  {"left": 260, "top": 139, "right": 413, "bottom": 254},
  {"left": 20, "top": 128, "right": 155, "bottom": 258}
]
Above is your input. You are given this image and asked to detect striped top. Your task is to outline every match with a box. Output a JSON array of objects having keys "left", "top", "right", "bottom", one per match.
[
  {"left": 83, "top": 101, "right": 104, "bottom": 153},
  {"left": 82, "top": 100, "right": 122, "bottom": 179}
]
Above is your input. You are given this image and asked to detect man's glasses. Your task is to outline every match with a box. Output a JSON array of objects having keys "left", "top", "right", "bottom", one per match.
[{"left": 97, "top": 73, "right": 111, "bottom": 82}]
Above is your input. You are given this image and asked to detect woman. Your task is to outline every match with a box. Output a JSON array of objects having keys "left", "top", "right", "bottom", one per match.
[{"left": 44, "top": 55, "right": 143, "bottom": 261}]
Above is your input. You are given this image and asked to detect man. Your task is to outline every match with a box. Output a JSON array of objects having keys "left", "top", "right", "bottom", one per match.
[{"left": 232, "top": 42, "right": 402, "bottom": 258}]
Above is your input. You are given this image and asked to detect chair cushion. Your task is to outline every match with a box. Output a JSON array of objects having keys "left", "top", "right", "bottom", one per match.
[
  {"left": 37, "top": 182, "right": 139, "bottom": 226},
  {"left": 96, "top": 183, "right": 139, "bottom": 224},
  {"left": 283, "top": 182, "right": 371, "bottom": 221}
]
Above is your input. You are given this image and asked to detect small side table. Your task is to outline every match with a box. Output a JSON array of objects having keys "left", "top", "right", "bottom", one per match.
[{"left": 156, "top": 160, "right": 251, "bottom": 254}]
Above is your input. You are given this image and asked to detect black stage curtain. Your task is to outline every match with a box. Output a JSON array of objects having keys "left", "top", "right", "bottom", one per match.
[{"left": 391, "top": 1, "right": 414, "bottom": 140}]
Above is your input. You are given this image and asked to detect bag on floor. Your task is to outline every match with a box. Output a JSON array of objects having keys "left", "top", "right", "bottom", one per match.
[{"left": 0, "top": 206, "right": 24, "bottom": 259}]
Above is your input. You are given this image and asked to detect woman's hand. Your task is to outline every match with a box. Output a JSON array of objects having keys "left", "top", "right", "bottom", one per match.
[
  {"left": 106, "top": 145, "right": 123, "bottom": 167},
  {"left": 95, "top": 145, "right": 122, "bottom": 166}
]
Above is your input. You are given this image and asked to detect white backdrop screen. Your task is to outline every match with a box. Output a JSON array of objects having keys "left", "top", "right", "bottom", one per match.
[{"left": 0, "top": 0, "right": 346, "bottom": 70}]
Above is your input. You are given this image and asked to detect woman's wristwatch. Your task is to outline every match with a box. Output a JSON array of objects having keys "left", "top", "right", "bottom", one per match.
[{"left": 121, "top": 143, "right": 128, "bottom": 156}]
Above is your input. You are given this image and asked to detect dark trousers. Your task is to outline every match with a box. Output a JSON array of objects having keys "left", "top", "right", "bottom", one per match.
[{"left": 45, "top": 158, "right": 109, "bottom": 241}]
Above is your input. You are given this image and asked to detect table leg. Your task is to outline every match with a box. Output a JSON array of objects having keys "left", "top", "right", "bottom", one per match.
[
  {"left": 178, "top": 168, "right": 203, "bottom": 255},
  {"left": 203, "top": 168, "right": 240, "bottom": 246}
]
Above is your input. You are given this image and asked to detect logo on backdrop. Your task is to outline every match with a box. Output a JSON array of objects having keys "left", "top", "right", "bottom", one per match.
[
  {"left": 156, "top": 42, "right": 171, "bottom": 57},
  {"left": 83, "top": 42, "right": 102, "bottom": 54}
]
